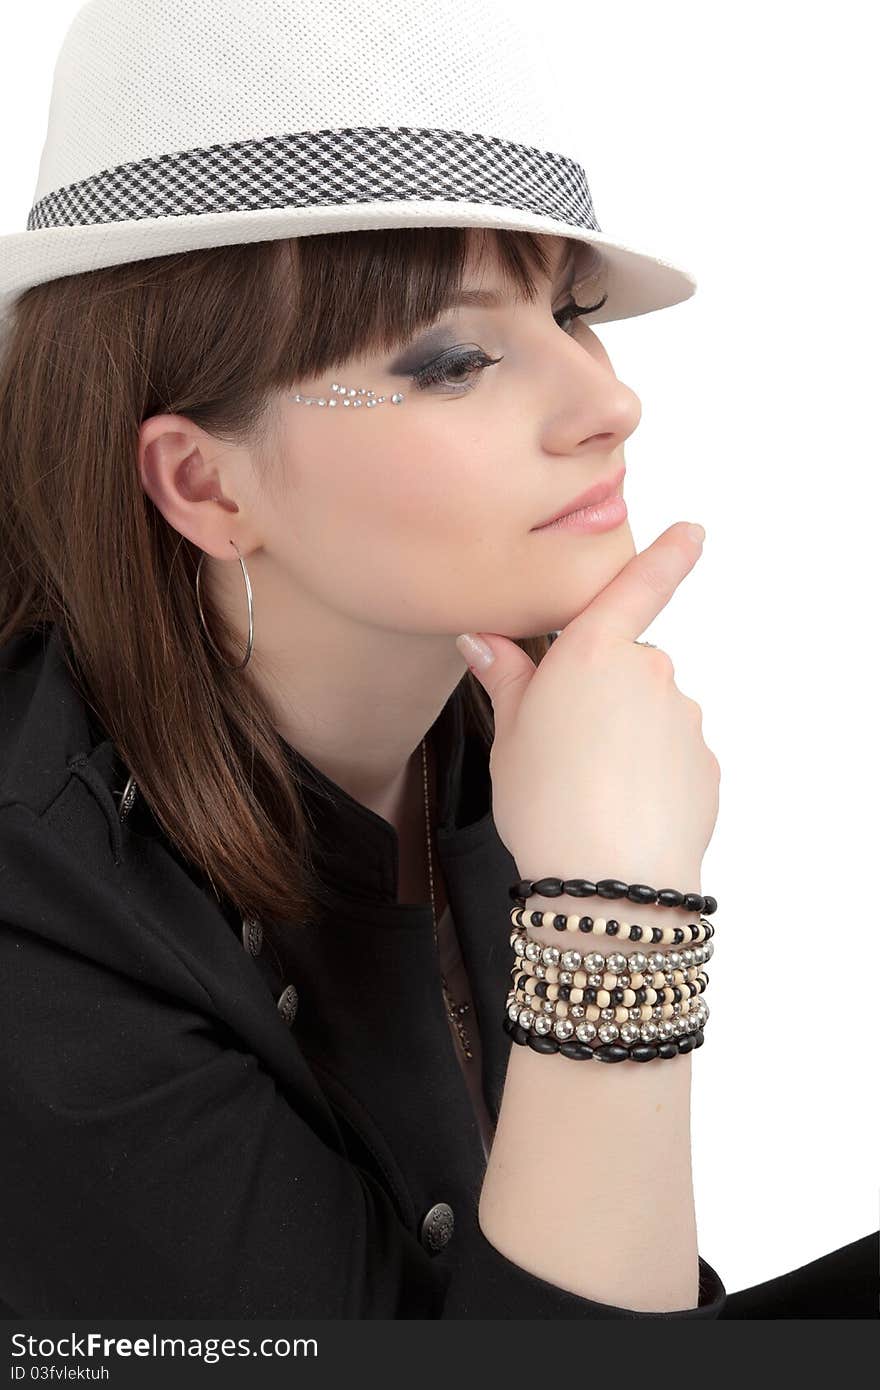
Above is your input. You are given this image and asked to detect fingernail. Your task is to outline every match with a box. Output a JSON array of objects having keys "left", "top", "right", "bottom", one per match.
[
  {"left": 455, "top": 633, "right": 495, "bottom": 670},
  {"left": 687, "top": 523, "right": 706, "bottom": 543}
]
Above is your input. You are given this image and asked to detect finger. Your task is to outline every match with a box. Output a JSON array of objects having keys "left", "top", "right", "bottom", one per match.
[{"left": 565, "top": 521, "right": 705, "bottom": 645}]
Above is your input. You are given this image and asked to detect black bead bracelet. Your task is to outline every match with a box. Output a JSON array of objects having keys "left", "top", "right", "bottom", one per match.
[
  {"left": 509, "top": 876, "right": 717, "bottom": 917},
  {"left": 511, "top": 906, "right": 714, "bottom": 946},
  {"left": 502, "top": 1011, "right": 706, "bottom": 1063}
]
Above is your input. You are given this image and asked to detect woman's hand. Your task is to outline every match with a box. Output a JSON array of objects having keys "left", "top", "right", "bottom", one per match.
[{"left": 457, "top": 521, "right": 719, "bottom": 885}]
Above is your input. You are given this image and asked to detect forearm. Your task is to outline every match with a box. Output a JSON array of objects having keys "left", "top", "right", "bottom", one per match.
[{"left": 478, "top": 886, "right": 702, "bottom": 1312}]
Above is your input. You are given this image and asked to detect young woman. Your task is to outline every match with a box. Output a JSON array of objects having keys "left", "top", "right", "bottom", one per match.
[{"left": 0, "top": 0, "right": 874, "bottom": 1319}]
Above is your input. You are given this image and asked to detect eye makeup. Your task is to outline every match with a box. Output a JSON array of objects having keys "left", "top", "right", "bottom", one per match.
[
  {"left": 399, "top": 289, "right": 609, "bottom": 396},
  {"left": 291, "top": 383, "right": 406, "bottom": 410}
]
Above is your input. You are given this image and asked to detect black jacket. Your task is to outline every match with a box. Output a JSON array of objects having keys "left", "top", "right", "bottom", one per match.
[{"left": 0, "top": 625, "right": 875, "bottom": 1318}]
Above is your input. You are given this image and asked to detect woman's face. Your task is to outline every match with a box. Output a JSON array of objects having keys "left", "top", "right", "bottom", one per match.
[{"left": 248, "top": 233, "right": 642, "bottom": 644}]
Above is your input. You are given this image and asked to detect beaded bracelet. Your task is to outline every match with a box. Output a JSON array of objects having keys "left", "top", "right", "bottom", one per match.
[
  {"left": 511, "top": 935, "right": 714, "bottom": 974},
  {"left": 510, "top": 905, "right": 715, "bottom": 947},
  {"left": 509, "top": 983, "right": 705, "bottom": 1031},
  {"left": 513, "top": 962, "right": 708, "bottom": 1006},
  {"left": 512, "top": 970, "right": 708, "bottom": 1017},
  {"left": 514, "top": 1005, "right": 705, "bottom": 1032},
  {"left": 510, "top": 975, "right": 705, "bottom": 1015},
  {"left": 508, "top": 876, "right": 717, "bottom": 917},
  {"left": 503, "top": 973, "right": 703, "bottom": 1017}
]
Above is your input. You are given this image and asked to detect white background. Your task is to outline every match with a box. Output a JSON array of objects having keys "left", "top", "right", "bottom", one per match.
[{"left": 1, "top": 0, "right": 877, "bottom": 1300}]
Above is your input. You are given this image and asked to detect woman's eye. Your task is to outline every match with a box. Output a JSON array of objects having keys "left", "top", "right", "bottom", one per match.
[
  {"left": 409, "top": 290, "right": 608, "bottom": 394},
  {"left": 410, "top": 345, "right": 504, "bottom": 394},
  {"left": 553, "top": 292, "right": 608, "bottom": 334}
]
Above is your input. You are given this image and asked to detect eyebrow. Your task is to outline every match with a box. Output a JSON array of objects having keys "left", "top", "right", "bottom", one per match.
[
  {"left": 448, "top": 287, "right": 512, "bottom": 308},
  {"left": 448, "top": 244, "right": 577, "bottom": 310}
]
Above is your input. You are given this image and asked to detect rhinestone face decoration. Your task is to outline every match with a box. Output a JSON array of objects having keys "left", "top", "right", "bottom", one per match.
[{"left": 291, "top": 383, "right": 405, "bottom": 409}]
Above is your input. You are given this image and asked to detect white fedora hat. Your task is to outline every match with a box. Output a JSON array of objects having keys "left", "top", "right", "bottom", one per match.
[{"left": 0, "top": 0, "right": 697, "bottom": 354}]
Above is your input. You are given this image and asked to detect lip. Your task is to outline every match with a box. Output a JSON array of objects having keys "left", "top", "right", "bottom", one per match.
[{"left": 532, "top": 464, "right": 626, "bottom": 530}]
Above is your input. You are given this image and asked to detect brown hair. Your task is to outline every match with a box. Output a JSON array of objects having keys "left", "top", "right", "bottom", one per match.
[{"left": 0, "top": 226, "right": 604, "bottom": 928}]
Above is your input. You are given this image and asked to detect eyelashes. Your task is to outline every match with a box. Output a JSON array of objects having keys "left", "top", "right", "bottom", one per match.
[
  {"left": 410, "top": 290, "right": 609, "bottom": 394},
  {"left": 411, "top": 345, "right": 503, "bottom": 392},
  {"left": 555, "top": 289, "right": 609, "bottom": 330}
]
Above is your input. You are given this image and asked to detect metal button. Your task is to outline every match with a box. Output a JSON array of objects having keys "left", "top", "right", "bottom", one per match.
[
  {"left": 276, "top": 983, "right": 299, "bottom": 1026},
  {"left": 419, "top": 1201, "right": 455, "bottom": 1254},
  {"left": 241, "top": 915, "right": 263, "bottom": 957}
]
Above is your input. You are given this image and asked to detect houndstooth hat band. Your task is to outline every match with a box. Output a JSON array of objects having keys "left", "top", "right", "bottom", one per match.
[
  {"left": 27, "top": 125, "right": 600, "bottom": 235},
  {"left": 0, "top": 0, "right": 698, "bottom": 354}
]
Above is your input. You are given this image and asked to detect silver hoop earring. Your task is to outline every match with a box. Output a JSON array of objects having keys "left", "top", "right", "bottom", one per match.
[
  {"left": 290, "top": 383, "right": 405, "bottom": 410},
  {"left": 195, "top": 538, "right": 254, "bottom": 670}
]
